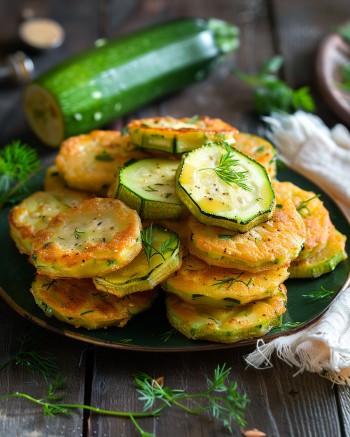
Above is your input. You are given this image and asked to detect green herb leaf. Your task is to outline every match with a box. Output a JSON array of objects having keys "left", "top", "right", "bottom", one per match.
[
  {"left": 186, "top": 115, "right": 200, "bottom": 123},
  {"left": 160, "top": 328, "right": 180, "bottom": 342},
  {"left": 213, "top": 272, "right": 252, "bottom": 290},
  {"left": 141, "top": 123, "right": 150, "bottom": 127},
  {"left": 335, "top": 23, "right": 350, "bottom": 44},
  {"left": 107, "top": 259, "right": 116, "bottom": 266},
  {"left": 219, "top": 235, "right": 233, "bottom": 239},
  {"left": 232, "top": 57, "right": 316, "bottom": 115},
  {"left": 95, "top": 152, "right": 114, "bottom": 161},
  {"left": 191, "top": 294, "right": 205, "bottom": 300},
  {"left": 80, "top": 310, "right": 93, "bottom": 316},
  {"left": 199, "top": 142, "right": 252, "bottom": 191},
  {"left": 0, "top": 140, "right": 41, "bottom": 205},
  {"left": 42, "top": 216, "right": 48, "bottom": 224},
  {"left": 121, "top": 126, "right": 130, "bottom": 135},
  {"left": 74, "top": 228, "right": 85, "bottom": 239},
  {"left": 302, "top": 286, "right": 335, "bottom": 303},
  {"left": 165, "top": 193, "right": 172, "bottom": 198},
  {"left": 296, "top": 194, "right": 321, "bottom": 217},
  {"left": 270, "top": 321, "right": 303, "bottom": 333},
  {"left": 144, "top": 185, "right": 158, "bottom": 192}
]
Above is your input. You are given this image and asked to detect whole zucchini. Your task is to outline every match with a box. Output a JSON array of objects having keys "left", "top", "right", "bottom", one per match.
[{"left": 22, "top": 18, "right": 239, "bottom": 147}]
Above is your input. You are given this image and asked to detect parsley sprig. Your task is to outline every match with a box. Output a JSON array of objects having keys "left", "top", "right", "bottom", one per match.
[
  {"left": 0, "top": 140, "right": 41, "bottom": 205},
  {"left": 233, "top": 56, "right": 316, "bottom": 114},
  {"left": 200, "top": 142, "right": 251, "bottom": 191}
]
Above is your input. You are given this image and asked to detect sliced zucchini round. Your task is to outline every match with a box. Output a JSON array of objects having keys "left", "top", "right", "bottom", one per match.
[
  {"left": 176, "top": 142, "right": 275, "bottom": 232},
  {"left": 232, "top": 133, "right": 277, "bottom": 179},
  {"left": 31, "top": 275, "right": 158, "bottom": 330},
  {"left": 162, "top": 252, "right": 289, "bottom": 307},
  {"left": 188, "top": 195, "right": 306, "bottom": 272},
  {"left": 43, "top": 165, "right": 66, "bottom": 191},
  {"left": 9, "top": 188, "right": 95, "bottom": 255},
  {"left": 112, "top": 157, "right": 188, "bottom": 221},
  {"left": 289, "top": 228, "right": 347, "bottom": 278},
  {"left": 128, "top": 116, "right": 238, "bottom": 155},
  {"left": 30, "top": 198, "right": 142, "bottom": 278},
  {"left": 273, "top": 180, "right": 332, "bottom": 261},
  {"left": 165, "top": 285, "right": 287, "bottom": 343},
  {"left": 142, "top": 218, "right": 191, "bottom": 259},
  {"left": 56, "top": 130, "right": 148, "bottom": 196},
  {"left": 93, "top": 224, "right": 181, "bottom": 297}
]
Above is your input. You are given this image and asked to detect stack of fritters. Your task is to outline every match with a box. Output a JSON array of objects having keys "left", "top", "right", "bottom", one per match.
[{"left": 8, "top": 116, "right": 347, "bottom": 344}]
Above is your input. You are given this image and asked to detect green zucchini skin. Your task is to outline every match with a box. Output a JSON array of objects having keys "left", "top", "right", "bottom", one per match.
[{"left": 23, "top": 19, "right": 239, "bottom": 146}]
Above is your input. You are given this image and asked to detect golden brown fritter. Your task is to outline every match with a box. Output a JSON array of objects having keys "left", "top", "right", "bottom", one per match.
[
  {"left": 31, "top": 275, "right": 158, "bottom": 329},
  {"left": 273, "top": 180, "right": 332, "bottom": 260},
  {"left": 162, "top": 252, "right": 289, "bottom": 307},
  {"left": 30, "top": 198, "right": 142, "bottom": 278},
  {"left": 188, "top": 196, "right": 306, "bottom": 272},
  {"left": 165, "top": 284, "right": 287, "bottom": 344},
  {"left": 56, "top": 130, "right": 149, "bottom": 195},
  {"left": 9, "top": 188, "right": 95, "bottom": 255}
]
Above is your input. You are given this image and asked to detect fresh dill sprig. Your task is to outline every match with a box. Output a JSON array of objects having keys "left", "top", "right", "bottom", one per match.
[
  {"left": 141, "top": 224, "right": 176, "bottom": 266},
  {"left": 133, "top": 364, "right": 249, "bottom": 431},
  {"left": 233, "top": 56, "right": 315, "bottom": 114},
  {"left": 199, "top": 142, "right": 251, "bottom": 191},
  {"left": 296, "top": 194, "right": 321, "bottom": 217},
  {"left": 303, "top": 286, "right": 335, "bottom": 303},
  {"left": 212, "top": 272, "right": 252, "bottom": 290},
  {"left": 74, "top": 228, "right": 85, "bottom": 239},
  {"left": 270, "top": 321, "right": 303, "bottom": 333},
  {"left": 0, "top": 140, "right": 41, "bottom": 205},
  {"left": 0, "top": 328, "right": 58, "bottom": 381},
  {"left": 160, "top": 328, "right": 180, "bottom": 342}
]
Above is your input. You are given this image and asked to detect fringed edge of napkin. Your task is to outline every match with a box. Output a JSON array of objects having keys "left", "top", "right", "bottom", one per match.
[{"left": 245, "top": 339, "right": 350, "bottom": 386}]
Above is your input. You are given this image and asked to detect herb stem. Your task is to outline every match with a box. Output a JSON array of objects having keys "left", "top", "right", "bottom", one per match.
[{"left": 0, "top": 393, "right": 161, "bottom": 418}]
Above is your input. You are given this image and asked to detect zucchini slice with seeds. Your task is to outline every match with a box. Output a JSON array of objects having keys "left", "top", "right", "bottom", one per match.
[
  {"left": 176, "top": 142, "right": 275, "bottom": 232},
  {"left": 165, "top": 285, "right": 287, "bottom": 344},
  {"left": 93, "top": 225, "right": 181, "bottom": 297},
  {"left": 162, "top": 252, "right": 289, "bottom": 307},
  {"left": 9, "top": 188, "right": 95, "bottom": 255},
  {"left": 232, "top": 133, "right": 277, "bottom": 179},
  {"left": 30, "top": 198, "right": 142, "bottom": 278},
  {"left": 128, "top": 116, "right": 238, "bottom": 155},
  {"left": 188, "top": 196, "right": 306, "bottom": 272},
  {"left": 289, "top": 228, "right": 347, "bottom": 278},
  {"left": 112, "top": 157, "right": 188, "bottom": 220},
  {"left": 31, "top": 275, "right": 158, "bottom": 330},
  {"left": 43, "top": 165, "right": 66, "bottom": 191}
]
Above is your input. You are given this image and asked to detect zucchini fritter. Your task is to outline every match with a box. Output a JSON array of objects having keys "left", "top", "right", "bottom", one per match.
[
  {"left": 93, "top": 225, "right": 181, "bottom": 297},
  {"left": 273, "top": 180, "right": 332, "bottom": 260},
  {"left": 188, "top": 196, "right": 306, "bottom": 272},
  {"left": 162, "top": 252, "right": 289, "bottom": 307},
  {"left": 30, "top": 198, "right": 142, "bottom": 278},
  {"left": 56, "top": 130, "right": 148, "bottom": 195},
  {"left": 165, "top": 285, "right": 287, "bottom": 344},
  {"left": 43, "top": 165, "right": 66, "bottom": 191},
  {"left": 9, "top": 189, "right": 95, "bottom": 255},
  {"left": 232, "top": 133, "right": 277, "bottom": 179},
  {"left": 289, "top": 227, "right": 347, "bottom": 278},
  {"left": 128, "top": 116, "right": 239, "bottom": 156},
  {"left": 31, "top": 275, "right": 158, "bottom": 329}
]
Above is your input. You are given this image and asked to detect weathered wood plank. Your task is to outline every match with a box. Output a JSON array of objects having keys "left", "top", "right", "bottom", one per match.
[
  {"left": 89, "top": 346, "right": 341, "bottom": 437},
  {"left": 338, "top": 385, "right": 350, "bottom": 436},
  {"left": 0, "top": 297, "right": 87, "bottom": 437}
]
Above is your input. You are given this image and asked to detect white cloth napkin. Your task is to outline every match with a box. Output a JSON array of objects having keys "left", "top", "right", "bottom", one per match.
[{"left": 245, "top": 111, "right": 350, "bottom": 385}]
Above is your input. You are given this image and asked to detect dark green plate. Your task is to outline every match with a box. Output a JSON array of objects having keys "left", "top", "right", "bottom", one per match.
[{"left": 0, "top": 167, "right": 349, "bottom": 351}]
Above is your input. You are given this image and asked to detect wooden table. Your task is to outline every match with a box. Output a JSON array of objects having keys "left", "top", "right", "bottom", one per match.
[{"left": 1, "top": 1, "right": 350, "bottom": 436}]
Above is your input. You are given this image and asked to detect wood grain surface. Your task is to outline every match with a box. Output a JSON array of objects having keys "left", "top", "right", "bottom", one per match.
[{"left": 0, "top": 0, "right": 349, "bottom": 436}]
